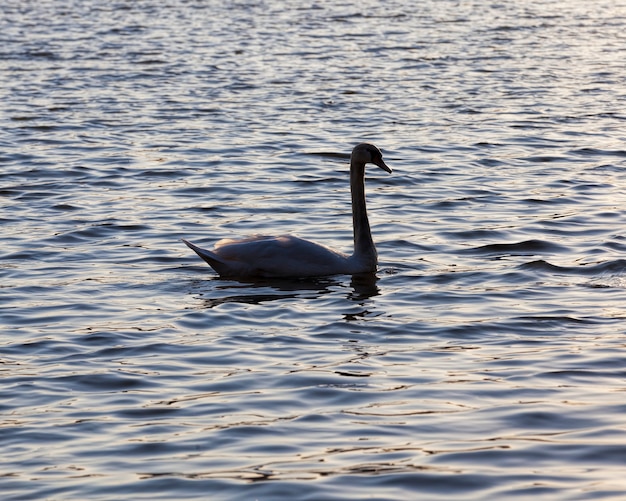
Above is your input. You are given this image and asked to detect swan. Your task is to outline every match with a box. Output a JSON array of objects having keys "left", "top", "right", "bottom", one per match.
[{"left": 183, "top": 143, "right": 392, "bottom": 278}]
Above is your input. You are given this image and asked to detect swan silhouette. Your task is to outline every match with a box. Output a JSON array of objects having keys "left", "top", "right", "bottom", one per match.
[{"left": 183, "top": 143, "right": 392, "bottom": 278}]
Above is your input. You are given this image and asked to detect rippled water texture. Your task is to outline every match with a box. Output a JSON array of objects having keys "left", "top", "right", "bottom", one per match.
[{"left": 2, "top": 0, "right": 626, "bottom": 499}]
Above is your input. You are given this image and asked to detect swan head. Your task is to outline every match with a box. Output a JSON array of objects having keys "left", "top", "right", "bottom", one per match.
[{"left": 352, "top": 143, "right": 392, "bottom": 173}]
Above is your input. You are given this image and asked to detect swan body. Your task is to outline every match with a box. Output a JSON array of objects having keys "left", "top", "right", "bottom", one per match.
[
  {"left": 183, "top": 143, "right": 391, "bottom": 278},
  {"left": 183, "top": 235, "right": 365, "bottom": 278}
]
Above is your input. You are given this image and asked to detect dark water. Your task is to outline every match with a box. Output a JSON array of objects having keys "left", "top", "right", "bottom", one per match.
[{"left": 2, "top": 0, "right": 626, "bottom": 499}]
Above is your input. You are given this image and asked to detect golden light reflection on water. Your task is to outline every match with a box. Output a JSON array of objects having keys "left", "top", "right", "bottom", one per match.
[{"left": 3, "top": 0, "right": 626, "bottom": 500}]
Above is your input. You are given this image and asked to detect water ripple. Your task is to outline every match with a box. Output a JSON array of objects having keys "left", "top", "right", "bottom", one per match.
[{"left": 3, "top": 0, "right": 626, "bottom": 500}]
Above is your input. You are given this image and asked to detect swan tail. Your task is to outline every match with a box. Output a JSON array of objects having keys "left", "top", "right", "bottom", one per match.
[{"left": 182, "top": 239, "right": 229, "bottom": 275}]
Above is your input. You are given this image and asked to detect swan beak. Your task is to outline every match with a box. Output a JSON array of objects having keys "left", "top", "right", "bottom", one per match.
[{"left": 375, "top": 158, "right": 392, "bottom": 174}]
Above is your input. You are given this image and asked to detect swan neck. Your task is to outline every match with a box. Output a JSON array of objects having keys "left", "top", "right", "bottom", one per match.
[{"left": 350, "top": 159, "right": 377, "bottom": 264}]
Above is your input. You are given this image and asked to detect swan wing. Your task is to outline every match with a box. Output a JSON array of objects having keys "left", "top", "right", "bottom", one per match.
[
  {"left": 216, "top": 235, "right": 351, "bottom": 277},
  {"left": 185, "top": 235, "right": 351, "bottom": 278}
]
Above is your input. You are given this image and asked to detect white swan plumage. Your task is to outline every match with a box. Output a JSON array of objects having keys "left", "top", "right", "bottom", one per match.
[{"left": 183, "top": 143, "right": 392, "bottom": 278}]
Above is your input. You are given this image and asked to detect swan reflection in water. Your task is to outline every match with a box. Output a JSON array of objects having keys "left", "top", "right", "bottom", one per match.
[{"left": 194, "top": 272, "right": 381, "bottom": 309}]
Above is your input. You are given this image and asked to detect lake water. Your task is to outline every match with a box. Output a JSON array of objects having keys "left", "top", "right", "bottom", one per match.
[{"left": 2, "top": 0, "right": 626, "bottom": 499}]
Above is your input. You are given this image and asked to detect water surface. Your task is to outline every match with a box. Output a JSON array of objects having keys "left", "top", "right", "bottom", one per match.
[{"left": 2, "top": 0, "right": 626, "bottom": 499}]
